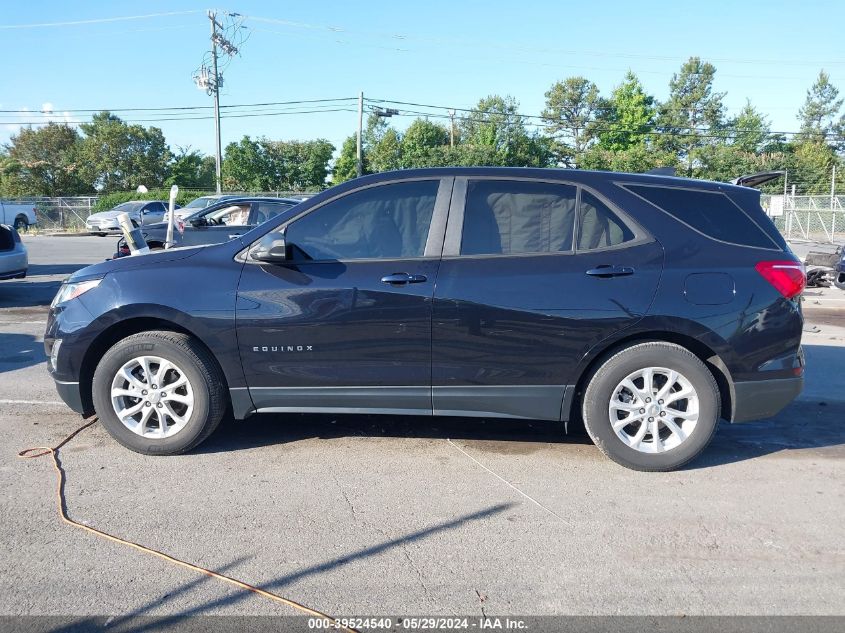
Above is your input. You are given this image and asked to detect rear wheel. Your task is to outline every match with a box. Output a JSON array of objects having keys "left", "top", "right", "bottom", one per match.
[
  {"left": 582, "top": 342, "right": 720, "bottom": 471},
  {"left": 92, "top": 331, "right": 227, "bottom": 455},
  {"left": 13, "top": 215, "right": 27, "bottom": 231}
]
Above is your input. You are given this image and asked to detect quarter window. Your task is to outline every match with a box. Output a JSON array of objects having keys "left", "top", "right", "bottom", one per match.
[
  {"left": 460, "top": 180, "right": 577, "bottom": 255},
  {"left": 577, "top": 190, "right": 635, "bottom": 250},
  {"left": 623, "top": 184, "right": 775, "bottom": 249},
  {"left": 286, "top": 180, "right": 439, "bottom": 261}
]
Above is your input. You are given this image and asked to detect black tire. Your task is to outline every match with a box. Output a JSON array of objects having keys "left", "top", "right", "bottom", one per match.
[
  {"left": 92, "top": 331, "right": 227, "bottom": 455},
  {"left": 582, "top": 342, "right": 720, "bottom": 472},
  {"left": 13, "top": 215, "right": 27, "bottom": 231}
]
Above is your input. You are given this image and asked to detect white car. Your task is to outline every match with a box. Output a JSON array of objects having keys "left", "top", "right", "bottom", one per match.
[
  {"left": 0, "top": 200, "right": 38, "bottom": 231},
  {"left": 0, "top": 225, "right": 27, "bottom": 280},
  {"left": 85, "top": 200, "right": 176, "bottom": 235},
  {"left": 173, "top": 194, "right": 239, "bottom": 220}
]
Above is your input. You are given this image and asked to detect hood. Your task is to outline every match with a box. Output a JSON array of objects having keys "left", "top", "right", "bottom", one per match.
[
  {"left": 68, "top": 245, "right": 205, "bottom": 282},
  {"left": 88, "top": 208, "right": 140, "bottom": 221}
]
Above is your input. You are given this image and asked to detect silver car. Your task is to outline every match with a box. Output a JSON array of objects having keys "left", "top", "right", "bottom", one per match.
[
  {"left": 85, "top": 201, "right": 176, "bottom": 236},
  {"left": 0, "top": 224, "right": 27, "bottom": 280}
]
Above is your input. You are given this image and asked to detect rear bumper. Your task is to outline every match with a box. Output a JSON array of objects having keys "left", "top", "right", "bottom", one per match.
[
  {"left": 732, "top": 376, "right": 804, "bottom": 422},
  {"left": 52, "top": 378, "right": 88, "bottom": 415}
]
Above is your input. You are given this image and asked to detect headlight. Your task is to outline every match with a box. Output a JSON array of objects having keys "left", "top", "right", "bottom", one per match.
[{"left": 51, "top": 278, "right": 102, "bottom": 307}]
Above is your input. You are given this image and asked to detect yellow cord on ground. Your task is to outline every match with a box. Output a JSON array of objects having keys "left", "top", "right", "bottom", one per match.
[{"left": 19, "top": 418, "right": 358, "bottom": 632}]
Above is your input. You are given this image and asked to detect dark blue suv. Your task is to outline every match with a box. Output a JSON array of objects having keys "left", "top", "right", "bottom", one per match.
[{"left": 45, "top": 168, "right": 805, "bottom": 471}]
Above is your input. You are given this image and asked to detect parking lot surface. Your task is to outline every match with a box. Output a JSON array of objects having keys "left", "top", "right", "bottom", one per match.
[{"left": 1, "top": 236, "right": 843, "bottom": 618}]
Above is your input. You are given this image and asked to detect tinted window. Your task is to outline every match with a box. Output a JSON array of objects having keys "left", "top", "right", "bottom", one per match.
[
  {"left": 253, "top": 201, "right": 294, "bottom": 225},
  {"left": 460, "top": 180, "right": 577, "bottom": 255},
  {"left": 287, "top": 180, "right": 438, "bottom": 261},
  {"left": 142, "top": 202, "right": 163, "bottom": 214},
  {"left": 624, "top": 184, "right": 776, "bottom": 249},
  {"left": 577, "top": 190, "right": 635, "bottom": 250},
  {"left": 207, "top": 204, "right": 251, "bottom": 226}
]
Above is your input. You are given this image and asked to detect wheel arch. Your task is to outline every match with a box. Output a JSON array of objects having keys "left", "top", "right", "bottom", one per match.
[
  {"left": 566, "top": 328, "right": 735, "bottom": 426},
  {"left": 78, "top": 316, "right": 230, "bottom": 416}
]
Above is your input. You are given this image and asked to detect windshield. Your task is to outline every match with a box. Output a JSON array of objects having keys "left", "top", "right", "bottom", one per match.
[
  {"left": 184, "top": 196, "right": 216, "bottom": 209},
  {"left": 111, "top": 201, "right": 145, "bottom": 213}
]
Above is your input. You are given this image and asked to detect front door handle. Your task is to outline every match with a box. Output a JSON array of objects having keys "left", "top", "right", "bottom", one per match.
[
  {"left": 381, "top": 272, "right": 428, "bottom": 285},
  {"left": 228, "top": 234, "right": 242, "bottom": 239},
  {"left": 586, "top": 265, "right": 635, "bottom": 278}
]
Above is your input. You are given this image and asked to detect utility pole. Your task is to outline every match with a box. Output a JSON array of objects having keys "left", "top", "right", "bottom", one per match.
[
  {"left": 194, "top": 11, "right": 243, "bottom": 193},
  {"left": 209, "top": 10, "right": 222, "bottom": 193},
  {"left": 448, "top": 109, "right": 456, "bottom": 147},
  {"left": 356, "top": 91, "right": 364, "bottom": 178}
]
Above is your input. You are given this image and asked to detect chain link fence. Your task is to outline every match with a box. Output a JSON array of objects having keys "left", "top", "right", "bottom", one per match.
[
  {"left": 5, "top": 192, "right": 317, "bottom": 231},
  {"left": 762, "top": 194, "right": 845, "bottom": 243}
]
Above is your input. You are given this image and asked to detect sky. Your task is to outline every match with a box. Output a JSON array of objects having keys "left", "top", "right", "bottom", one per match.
[{"left": 2, "top": 0, "right": 844, "bottom": 157}]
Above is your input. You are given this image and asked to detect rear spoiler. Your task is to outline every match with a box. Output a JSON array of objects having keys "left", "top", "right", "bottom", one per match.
[{"left": 731, "top": 171, "right": 785, "bottom": 188}]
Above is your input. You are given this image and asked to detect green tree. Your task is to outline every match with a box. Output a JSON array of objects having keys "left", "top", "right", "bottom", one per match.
[
  {"left": 222, "top": 136, "right": 271, "bottom": 191},
  {"left": 656, "top": 57, "right": 726, "bottom": 176},
  {"left": 166, "top": 148, "right": 215, "bottom": 189},
  {"left": 791, "top": 139, "right": 837, "bottom": 194},
  {"left": 798, "top": 70, "right": 842, "bottom": 141},
  {"left": 332, "top": 136, "right": 359, "bottom": 184},
  {"left": 2, "top": 122, "right": 87, "bottom": 195},
  {"left": 461, "top": 95, "right": 553, "bottom": 167},
  {"left": 367, "top": 128, "right": 402, "bottom": 173},
  {"left": 263, "top": 139, "right": 335, "bottom": 190},
  {"left": 595, "top": 71, "right": 655, "bottom": 152},
  {"left": 542, "top": 77, "right": 603, "bottom": 166},
  {"left": 401, "top": 118, "right": 450, "bottom": 168},
  {"left": 78, "top": 112, "right": 171, "bottom": 192}
]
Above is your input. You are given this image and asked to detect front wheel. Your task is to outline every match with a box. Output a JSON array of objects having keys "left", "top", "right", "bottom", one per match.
[
  {"left": 92, "top": 331, "right": 227, "bottom": 454},
  {"left": 582, "top": 342, "right": 720, "bottom": 471}
]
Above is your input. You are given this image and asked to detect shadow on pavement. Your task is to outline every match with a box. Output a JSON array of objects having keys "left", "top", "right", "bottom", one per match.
[
  {"left": 43, "top": 503, "right": 512, "bottom": 631},
  {"left": 0, "top": 333, "right": 45, "bottom": 373}
]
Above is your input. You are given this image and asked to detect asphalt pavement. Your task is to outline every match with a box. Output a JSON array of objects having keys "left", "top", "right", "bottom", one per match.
[{"left": 0, "top": 235, "right": 843, "bottom": 622}]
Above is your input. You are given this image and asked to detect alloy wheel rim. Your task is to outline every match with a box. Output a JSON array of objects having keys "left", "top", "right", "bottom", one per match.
[
  {"left": 110, "top": 355, "right": 194, "bottom": 438},
  {"left": 608, "top": 366, "right": 699, "bottom": 453}
]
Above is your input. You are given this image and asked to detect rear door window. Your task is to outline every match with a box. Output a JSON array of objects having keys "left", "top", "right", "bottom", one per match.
[
  {"left": 460, "top": 180, "right": 577, "bottom": 255},
  {"left": 623, "top": 184, "right": 776, "bottom": 249}
]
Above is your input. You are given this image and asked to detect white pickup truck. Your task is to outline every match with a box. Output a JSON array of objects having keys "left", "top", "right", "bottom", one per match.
[{"left": 0, "top": 200, "right": 38, "bottom": 230}]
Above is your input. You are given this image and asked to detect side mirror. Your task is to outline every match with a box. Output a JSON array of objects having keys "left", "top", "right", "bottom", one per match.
[{"left": 250, "top": 230, "right": 288, "bottom": 263}]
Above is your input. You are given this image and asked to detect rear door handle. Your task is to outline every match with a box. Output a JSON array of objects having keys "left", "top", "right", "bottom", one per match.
[
  {"left": 586, "top": 265, "right": 635, "bottom": 278},
  {"left": 381, "top": 272, "right": 428, "bottom": 285}
]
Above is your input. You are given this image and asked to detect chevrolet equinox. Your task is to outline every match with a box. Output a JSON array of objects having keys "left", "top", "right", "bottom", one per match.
[{"left": 46, "top": 168, "right": 805, "bottom": 471}]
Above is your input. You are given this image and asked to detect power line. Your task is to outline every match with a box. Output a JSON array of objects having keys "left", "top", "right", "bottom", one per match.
[
  {"left": 0, "top": 10, "right": 201, "bottom": 30},
  {"left": 243, "top": 13, "right": 845, "bottom": 68},
  {"left": 2, "top": 108, "right": 358, "bottom": 127},
  {"left": 0, "top": 97, "right": 359, "bottom": 114},
  {"left": 366, "top": 97, "right": 842, "bottom": 140}
]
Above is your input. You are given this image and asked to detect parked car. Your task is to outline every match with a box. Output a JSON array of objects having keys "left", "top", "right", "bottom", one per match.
[
  {"left": 835, "top": 247, "right": 845, "bottom": 290},
  {"left": 46, "top": 167, "right": 805, "bottom": 471},
  {"left": 0, "top": 224, "right": 28, "bottom": 280},
  {"left": 0, "top": 200, "right": 38, "bottom": 231},
  {"left": 86, "top": 201, "right": 179, "bottom": 236},
  {"left": 116, "top": 197, "right": 301, "bottom": 254},
  {"left": 173, "top": 194, "right": 241, "bottom": 220}
]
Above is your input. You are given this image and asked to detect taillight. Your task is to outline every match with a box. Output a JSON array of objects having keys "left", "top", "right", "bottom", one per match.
[{"left": 755, "top": 260, "right": 806, "bottom": 299}]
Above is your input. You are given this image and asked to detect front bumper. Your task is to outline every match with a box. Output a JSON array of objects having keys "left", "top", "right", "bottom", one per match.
[
  {"left": 0, "top": 267, "right": 26, "bottom": 280},
  {"left": 732, "top": 376, "right": 804, "bottom": 422},
  {"left": 52, "top": 378, "right": 88, "bottom": 415}
]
